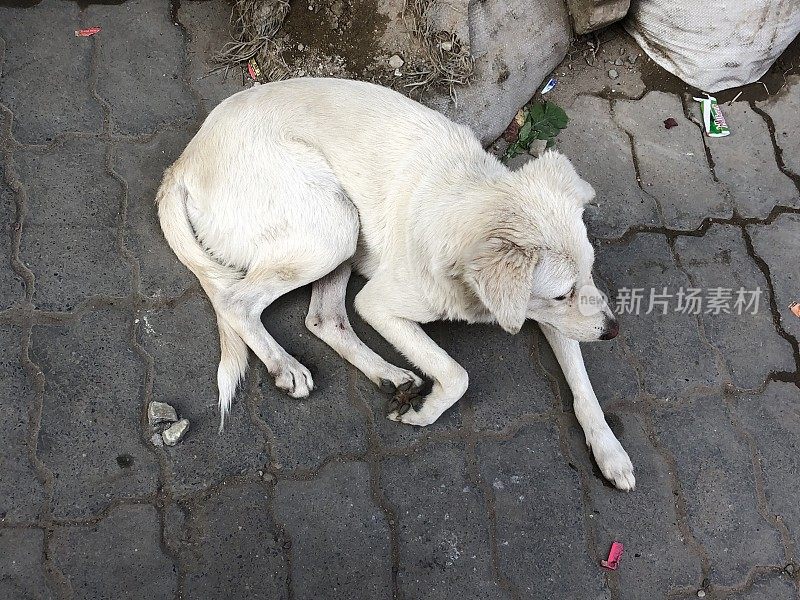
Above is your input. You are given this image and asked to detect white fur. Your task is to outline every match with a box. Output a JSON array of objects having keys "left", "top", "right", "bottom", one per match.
[{"left": 157, "top": 78, "right": 634, "bottom": 490}]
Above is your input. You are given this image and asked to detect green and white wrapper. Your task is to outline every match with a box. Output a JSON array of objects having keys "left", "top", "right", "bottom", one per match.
[{"left": 694, "top": 96, "right": 730, "bottom": 137}]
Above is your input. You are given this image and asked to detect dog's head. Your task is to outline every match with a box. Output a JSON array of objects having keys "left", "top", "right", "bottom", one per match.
[{"left": 464, "top": 150, "right": 618, "bottom": 342}]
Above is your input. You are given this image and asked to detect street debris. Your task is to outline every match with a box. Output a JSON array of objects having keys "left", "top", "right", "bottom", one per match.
[
  {"left": 790, "top": 301, "right": 800, "bottom": 318},
  {"left": 541, "top": 77, "right": 557, "bottom": 94},
  {"left": 694, "top": 96, "right": 730, "bottom": 137},
  {"left": 664, "top": 117, "right": 679, "bottom": 129},
  {"left": 608, "top": 69, "right": 619, "bottom": 79},
  {"left": 148, "top": 401, "right": 178, "bottom": 426},
  {"left": 75, "top": 27, "right": 101, "bottom": 37},
  {"left": 528, "top": 139, "right": 549, "bottom": 157},
  {"left": 388, "top": 54, "right": 404, "bottom": 69},
  {"left": 247, "top": 57, "right": 262, "bottom": 81},
  {"left": 601, "top": 541, "right": 624, "bottom": 570},
  {"left": 162, "top": 419, "right": 190, "bottom": 446},
  {"left": 697, "top": 590, "right": 706, "bottom": 598}
]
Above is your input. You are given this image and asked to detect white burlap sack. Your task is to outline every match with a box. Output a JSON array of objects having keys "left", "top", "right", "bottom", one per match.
[{"left": 625, "top": 0, "right": 800, "bottom": 92}]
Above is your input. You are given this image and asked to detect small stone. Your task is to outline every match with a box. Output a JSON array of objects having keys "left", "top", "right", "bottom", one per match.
[
  {"left": 162, "top": 419, "right": 190, "bottom": 446},
  {"left": 628, "top": 54, "right": 638, "bottom": 64},
  {"left": 150, "top": 433, "right": 164, "bottom": 447},
  {"left": 388, "top": 54, "right": 404, "bottom": 69},
  {"left": 438, "top": 41, "right": 453, "bottom": 52},
  {"left": 394, "top": 68, "right": 402, "bottom": 77},
  {"left": 614, "top": 58, "right": 624, "bottom": 66},
  {"left": 148, "top": 401, "right": 178, "bottom": 426},
  {"left": 262, "top": 472, "right": 276, "bottom": 482},
  {"left": 297, "top": 43, "right": 304, "bottom": 51},
  {"left": 785, "top": 563, "right": 796, "bottom": 574},
  {"left": 527, "top": 139, "right": 548, "bottom": 158},
  {"left": 608, "top": 69, "right": 619, "bottom": 79},
  {"left": 697, "top": 591, "right": 706, "bottom": 598}
]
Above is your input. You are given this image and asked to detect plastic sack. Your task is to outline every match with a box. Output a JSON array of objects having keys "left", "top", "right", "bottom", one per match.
[{"left": 624, "top": 0, "right": 800, "bottom": 92}]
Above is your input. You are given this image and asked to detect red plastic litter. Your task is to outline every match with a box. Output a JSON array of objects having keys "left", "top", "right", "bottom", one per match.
[
  {"left": 75, "top": 27, "right": 101, "bottom": 37},
  {"left": 601, "top": 541, "right": 624, "bottom": 570},
  {"left": 664, "top": 117, "right": 679, "bottom": 129}
]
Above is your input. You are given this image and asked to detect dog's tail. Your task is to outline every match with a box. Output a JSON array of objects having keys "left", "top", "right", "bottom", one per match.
[{"left": 156, "top": 167, "right": 249, "bottom": 432}]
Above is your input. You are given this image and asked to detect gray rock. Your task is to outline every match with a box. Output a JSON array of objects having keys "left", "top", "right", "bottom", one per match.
[
  {"left": 614, "top": 58, "right": 624, "bottom": 66},
  {"left": 608, "top": 69, "right": 619, "bottom": 78},
  {"left": 150, "top": 434, "right": 164, "bottom": 448},
  {"left": 162, "top": 419, "right": 190, "bottom": 446},
  {"left": 527, "top": 138, "right": 549, "bottom": 157},
  {"left": 148, "top": 401, "right": 178, "bottom": 426},
  {"left": 388, "top": 54, "right": 404, "bottom": 69}
]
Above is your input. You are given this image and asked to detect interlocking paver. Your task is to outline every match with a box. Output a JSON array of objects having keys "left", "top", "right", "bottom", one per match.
[
  {"left": 115, "top": 130, "right": 196, "bottom": 298},
  {"left": 86, "top": 0, "right": 197, "bottom": 136},
  {"left": 51, "top": 504, "right": 177, "bottom": 599},
  {"left": 478, "top": 423, "right": 610, "bottom": 599},
  {"left": 0, "top": 2, "right": 102, "bottom": 144},
  {"left": 614, "top": 92, "right": 731, "bottom": 230},
  {"left": 726, "top": 574, "right": 797, "bottom": 599},
  {"left": 673, "top": 225, "right": 795, "bottom": 389},
  {"left": 568, "top": 414, "right": 702, "bottom": 599},
  {"left": 273, "top": 461, "right": 392, "bottom": 600},
  {"left": 0, "top": 325, "right": 46, "bottom": 523},
  {"left": 15, "top": 139, "right": 129, "bottom": 309},
  {"left": 558, "top": 95, "right": 661, "bottom": 238},
  {"left": 732, "top": 382, "right": 800, "bottom": 560},
  {"left": 183, "top": 482, "right": 288, "bottom": 599},
  {"left": 0, "top": 528, "right": 53, "bottom": 600},
  {"left": 1, "top": 181, "right": 24, "bottom": 309},
  {"left": 32, "top": 308, "right": 157, "bottom": 519},
  {"left": 595, "top": 234, "right": 722, "bottom": 400},
  {"left": 382, "top": 442, "right": 512, "bottom": 599},
  {"left": 748, "top": 213, "right": 800, "bottom": 341},
  {"left": 757, "top": 75, "right": 800, "bottom": 176},
  {"left": 705, "top": 102, "right": 799, "bottom": 218},
  {"left": 142, "top": 297, "right": 269, "bottom": 496},
  {"left": 655, "top": 395, "right": 784, "bottom": 586}
]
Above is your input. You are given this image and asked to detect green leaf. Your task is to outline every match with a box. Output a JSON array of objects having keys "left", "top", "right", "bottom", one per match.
[
  {"left": 545, "top": 137, "right": 556, "bottom": 148},
  {"left": 518, "top": 121, "right": 532, "bottom": 142},
  {"left": 544, "top": 102, "right": 569, "bottom": 129}
]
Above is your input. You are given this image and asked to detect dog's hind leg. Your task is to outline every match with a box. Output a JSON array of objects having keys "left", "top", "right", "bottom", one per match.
[{"left": 306, "top": 263, "right": 424, "bottom": 393}]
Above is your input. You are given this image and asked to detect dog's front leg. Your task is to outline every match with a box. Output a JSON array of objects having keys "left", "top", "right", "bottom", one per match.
[
  {"left": 354, "top": 283, "right": 468, "bottom": 427},
  {"left": 539, "top": 322, "right": 635, "bottom": 491}
]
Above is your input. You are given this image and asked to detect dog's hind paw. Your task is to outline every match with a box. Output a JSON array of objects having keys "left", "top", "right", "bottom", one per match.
[
  {"left": 273, "top": 359, "right": 314, "bottom": 398},
  {"left": 588, "top": 429, "right": 636, "bottom": 492},
  {"left": 377, "top": 369, "right": 425, "bottom": 395}
]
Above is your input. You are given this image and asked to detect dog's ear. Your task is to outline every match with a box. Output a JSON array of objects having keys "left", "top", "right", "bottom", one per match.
[
  {"left": 464, "top": 236, "right": 539, "bottom": 334},
  {"left": 521, "top": 150, "right": 596, "bottom": 206}
]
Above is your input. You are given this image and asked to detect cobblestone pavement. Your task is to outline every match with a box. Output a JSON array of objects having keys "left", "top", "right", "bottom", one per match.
[{"left": 2, "top": 3, "right": 799, "bottom": 599}]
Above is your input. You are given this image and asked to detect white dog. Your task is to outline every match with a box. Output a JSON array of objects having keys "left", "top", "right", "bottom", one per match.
[{"left": 157, "top": 78, "right": 635, "bottom": 490}]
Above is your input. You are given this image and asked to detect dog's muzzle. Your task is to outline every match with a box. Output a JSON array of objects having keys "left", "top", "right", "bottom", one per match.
[{"left": 599, "top": 317, "right": 619, "bottom": 340}]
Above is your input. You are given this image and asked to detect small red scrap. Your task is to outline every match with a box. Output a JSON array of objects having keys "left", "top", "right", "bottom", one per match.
[
  {"left": 75, "top": 27, "right": 101, "bottom": 37},
  {"left": 601, "top": 541, "right": 624, "bottom": 570},
  {"left": 664, "top": 117, "right": 679, "bottom": 129}
]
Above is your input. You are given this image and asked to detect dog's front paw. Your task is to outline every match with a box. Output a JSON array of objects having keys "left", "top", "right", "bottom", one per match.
[
  {"left": 273, "top": 358, "right": 314, "bottom": 398},
  {"left": 387, "top": 391, "right": 443, "bottom": 426},
  {"left": 378, "top": 370, "right": 425, "bottom": 395},
  {"left": 587, "top": 428, "right": 635, "bottom": 491}
]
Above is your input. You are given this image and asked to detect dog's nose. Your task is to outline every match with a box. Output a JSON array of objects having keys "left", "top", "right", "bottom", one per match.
[{"left": 599, "top": 318, "right": 619, "bottom": 340}]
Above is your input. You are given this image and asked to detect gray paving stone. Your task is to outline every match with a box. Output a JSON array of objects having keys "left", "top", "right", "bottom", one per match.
[
  {"left": 595, "top": 234, "right": 722, "bottom": 400},
  {"left": 705, "top": 102, "right": 799, "bottom": 218},
  {"left": 0, "top": 528, "right": 53, "bottom": 600},
  {"left": 273, "top": 461, "right": 392, "bottom": 600},
  {"left": 757, "top": 75, "right": 800, "bottom": 176},
  {"left": 0, "top": 2, "right": 102, "bottom": 144},
  {"left": 86, "top": 0, "right": 197, "bottom": 136},
  {"left": 726, "top": 573, "right": 797, "bottom": 599},
  {"left": 15, "top": 139, "right": 130, "bottom": 310},
  {"left": 183, "top": 482, "right": 288, "bottom": 599},
  {"left": 114, "top": 130, "right": 196, "bottom": 299},
  {"left": 477, "top": 423, "right": 610, "bottom": 599},
  {"left": 450, "top": 320, "right": 555, "bottom": 430},
  {"left": 254, "top": 288, "right": 368, "bottom": 470},
  {"left": 673, "top": 225, "right": 794, "bottom": 390},
  {"left": 1, "top": 181, "right": 24, "bottom": 309},
  {"left": 14, "top": 139, "right": 119, "bottom": 228},
  {"left": 32, "top": 308, "right": 158, "bottom": 519},
  {"left": 557, "top": 95, "right": 660, "bottom": 238},
  {"left": 654, "top": 394, "right": 784, "bottom": 586},
  {"left": 51, "top": 504, "right": 176, "bottom": 600},
  {"left": 382, "top": 443, "right": 512, "bottom": 600},
  {"left": 568, "top": 413, "right": 702, "bottom": 599},
  {"left": 748, "top": 213, "right": 800, "bottom": 341},
  {"left": 614, "top": 92, "right": 731, "bottom": 230},
  {"left": 179, "top": 0, "right": 245, "bottom": 113},
  {"left": 731, "top": 382, "right": 800, "bottom": 561},
  {"left": 142, "top": 297, "right": 269, "bottom": 497},
  {"left": 0, "top": 325, "right": 46, "bottom": 523}
]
